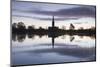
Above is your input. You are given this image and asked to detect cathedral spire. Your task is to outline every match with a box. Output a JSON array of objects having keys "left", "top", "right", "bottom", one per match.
[{"left": 52, "top": 16, "right": 55, "bottom": 27}]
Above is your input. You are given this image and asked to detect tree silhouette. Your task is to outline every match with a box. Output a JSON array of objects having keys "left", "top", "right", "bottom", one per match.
[
  {"left": 62, "top": 25, "right": 66, "bottom": 30},
  {"left": 12, "top": 23, "right": 17, "bottom": 33},
  {"left": 69, "top": 23, "right": 75, "bottom": 30},
  {"left": 28, "top": 25, "right": 35, "bottom": 30},
  {"left": 79, "top": 27, "right": 84, "bottom": 30},
  {"left": 17, "top": 22, "right": 26, "bottom": 33},
  {"left": 91, "top": 26, "right": 95, "bottom": 30},
  {"left": 12, "top": 23, "right": 17, "bottom": 29},
  {"left": 27, "top": 25, "right": 35, "bottom": 33},
  {"left": 38, "top": 26, "right": 45, "bottom": 31},
  {"left": 17, "top": 22, "right": 26, "bottom": 30},
  {"left": 12, "top": 21, "right": 95, "bottom": 37}
]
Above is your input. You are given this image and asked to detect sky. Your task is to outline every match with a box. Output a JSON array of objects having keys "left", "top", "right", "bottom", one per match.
[{"left": 12, "top": 0, "right": 96, "bottom": 29}]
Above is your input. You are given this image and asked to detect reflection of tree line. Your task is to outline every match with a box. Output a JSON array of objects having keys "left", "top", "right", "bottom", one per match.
[
  {"left": 12, "top": 22, "right": 95, "bottom": 42},
  {"left": 12, "top": 33, "right": 95, "bottom": 43}
]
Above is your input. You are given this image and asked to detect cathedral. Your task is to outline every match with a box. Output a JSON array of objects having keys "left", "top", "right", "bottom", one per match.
[{"left": 48, "top": 16, "right": 59, "bottom": 32}]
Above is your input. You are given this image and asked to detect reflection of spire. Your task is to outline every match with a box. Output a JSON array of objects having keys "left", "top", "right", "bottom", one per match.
[
  {"left": 52, "top": 37, "right": 54, "bottom": 48},
  {"left": 52, "top": 16, "right": 55, "bottom": 48},
  {"left": 52, "top": 16, "right": 55, "bottom": 27}
]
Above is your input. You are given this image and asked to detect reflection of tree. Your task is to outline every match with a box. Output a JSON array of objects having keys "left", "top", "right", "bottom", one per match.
[
  {"left": 61, "top": 35, "right": 66, "bottom": 39},
  {"left": 27, "top": 34, "right": 35, "bottom": 39},
  {"left": 87, "top": 35, "right": 95, "bottom": 39},
  {"left": 79, "top": 36, "right": 84, "bottom": 39},
  {"left": 17, "top": 34, "right": 26, "bottom": 42},
  {"left": 12, "top": 34, "right": 17, "bottom": 41},
  {"left": 12, "top": 33, "right": 95, "bottom": 46},
  {"left": 38, "top": 35, "right": 43, "bottom": 38},
  {"left": 70, "top": 36, "right": 75, "bottom": 42}
]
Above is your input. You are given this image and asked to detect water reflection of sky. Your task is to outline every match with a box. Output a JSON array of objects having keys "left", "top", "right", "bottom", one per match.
[
  {"left": 12, "top": 35, "right": 95, "bottom": 66},
  {"left": 12, "top": 35, "right": 95, "bottom": 48}
]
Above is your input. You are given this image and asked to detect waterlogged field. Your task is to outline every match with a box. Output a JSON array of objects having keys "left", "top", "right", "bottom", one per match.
[{"left": 11, "top": 34, "right": 96, "bottom": 65}]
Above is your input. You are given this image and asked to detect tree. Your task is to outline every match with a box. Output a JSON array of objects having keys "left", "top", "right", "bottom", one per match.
[
  {"left": 28, "top": 25, "right": 35, "bottom": 30},
  {"left": 62, "top": 25, "right": 66, "bottom": 30},
  {"left": 17, "top": 22, "right": 26, "bottom": 30},
  {"left": 12, "top": 23, "right": 17, "bottom": 29},
  {"left": 91, "top": 26, "right": 96, "bottom": 30},
  {"left": 12, "top": 23, "right": 17, "bottom": 33},
  {"left": 17, "top": 22, "right": 26, "bottom": 33},
  {"left": 69, "top": 23, "right": 75, "bottom": 30},
  {"left": 39, "top": 26, "right": 43, "bottom": 30},
  {"left": 79, "top": 27, "right": 84, "bottom": 30}
]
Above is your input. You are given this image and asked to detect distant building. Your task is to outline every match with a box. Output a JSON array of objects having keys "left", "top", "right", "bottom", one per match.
[
  {"left": 48, "top": 16, "right": 59, "bottom": 32},
  {"left": 48, "top": 16, "right": 59, "bottom": 38}
]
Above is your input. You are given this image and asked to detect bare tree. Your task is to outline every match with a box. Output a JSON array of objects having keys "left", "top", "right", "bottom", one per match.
[{"left": 69, "top": 23, "right": 75, "bottom": 30}]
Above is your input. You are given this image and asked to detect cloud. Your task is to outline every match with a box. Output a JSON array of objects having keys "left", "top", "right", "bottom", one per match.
[
  {"left": 12, "top": 1, "right": 96, "bottom": 21},
  {"left": 20, "top": 43, "right": 95, "bottom": 58},
  {"left": 13, "top": 14, "right": 79, "bottom": 21},
  {"left": 33, "top": 6, "right": 96, "bottom": 18}
]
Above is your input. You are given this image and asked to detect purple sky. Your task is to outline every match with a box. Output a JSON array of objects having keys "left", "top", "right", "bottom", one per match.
[
  {"left": 12, "top": 0, "right": 96, "bottom": 20},
  {"left": 12, "top": 0, "right": 96, "bottom": 29}
]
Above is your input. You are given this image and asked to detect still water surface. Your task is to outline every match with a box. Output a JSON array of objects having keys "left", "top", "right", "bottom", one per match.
[{"left": 12, "top": 34, "right": 95, "bottom": 65}]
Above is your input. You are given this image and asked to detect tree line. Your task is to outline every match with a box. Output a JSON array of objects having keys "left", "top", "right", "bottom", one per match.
[{"left": 12, "top": 22, "right": 96, "bottom": 36}]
